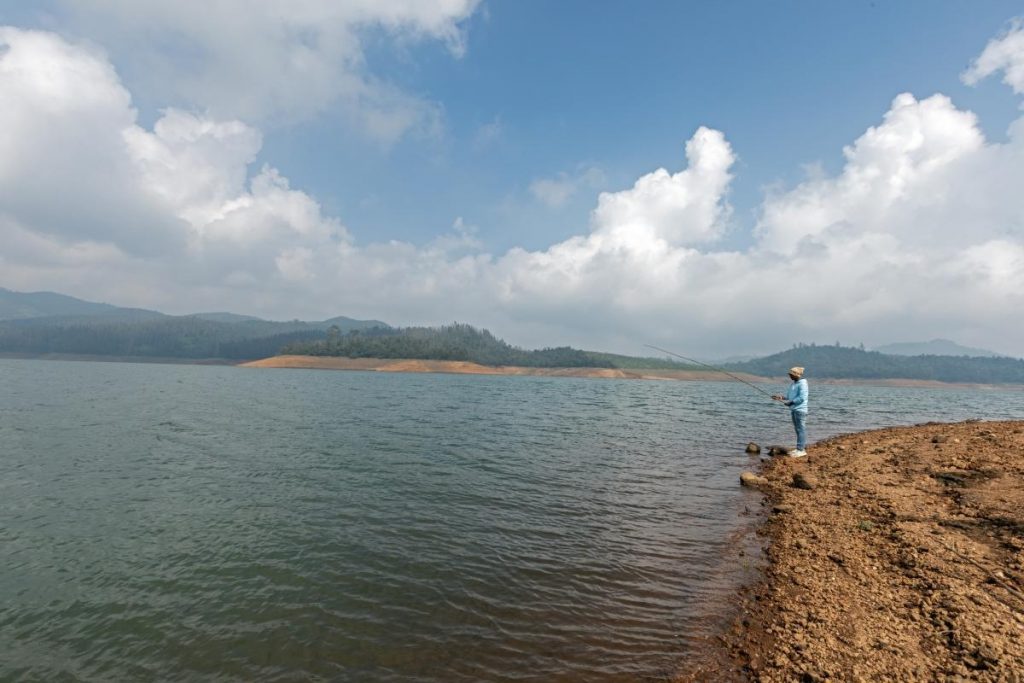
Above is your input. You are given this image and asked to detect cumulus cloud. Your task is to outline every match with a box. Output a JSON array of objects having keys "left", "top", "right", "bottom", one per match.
[
  {"left": 0, "top": 27, "right": 347, "bottom": 305},
  {"left": 962, "top": 18, "right": 1024, "bottom": 95},
  {"left": 755, "top": 93, "right": 985, "bottom": 254},
  {"left": 54, "top": 0, "right": 480, "bottom": 140},
  {"left": 591, "top": 127, "right": 733, "bottom": 246},
  {"left": 0, "top": 27, "right": 184, "bottom": 256},
  {"left": 2, "top": 23, "right": 1024, "bottom": 357}
]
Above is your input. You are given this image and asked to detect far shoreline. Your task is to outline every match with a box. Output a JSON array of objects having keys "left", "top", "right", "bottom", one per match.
[
  {"left": 2, "top": 352, "right": 1020, "bottom": 390},
  {"left": 239, "top": 354, "right": 1024, "bottom": 391}
]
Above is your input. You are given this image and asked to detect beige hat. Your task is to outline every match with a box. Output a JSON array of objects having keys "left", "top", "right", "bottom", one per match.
[{"left": 789, "top": 366, "right": 804, "bottom": 378}]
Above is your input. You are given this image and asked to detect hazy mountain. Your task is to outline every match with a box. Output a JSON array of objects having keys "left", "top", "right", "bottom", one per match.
[
  {"left": 0, "top": 288, "right": 390, "bottom": 359},
  {"left": 726, "top": 343, "right": 1024, "bottom": 384},
  {"left": 321, "top": 315, "right": 390, "bottom": 329},
  {"left": 873, "top": 339, "right": 1002, "bottom": 358},
  {"left": 191, "top": 312, "right": 265, "bottom": 323},
  {"left": 0, "top": 287, "right": 161, "bottom": 321}
]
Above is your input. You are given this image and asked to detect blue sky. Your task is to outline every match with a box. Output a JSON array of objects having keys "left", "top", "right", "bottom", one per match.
[
  {"left": 1, "top": 2, "right": 1023, "bottom": 356},
  {"left": 256, "top": 2, "right": 1024, "bottom": 251}
]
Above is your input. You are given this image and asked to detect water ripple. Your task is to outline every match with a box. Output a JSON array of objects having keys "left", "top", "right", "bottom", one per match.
[{"left": 2, "top": 360, "right": 1023, "bottom": 681}]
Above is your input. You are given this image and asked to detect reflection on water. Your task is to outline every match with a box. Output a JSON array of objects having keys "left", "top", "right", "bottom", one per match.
[{"left": 1, "top": 359, "right": 1021, "bottom": 681}]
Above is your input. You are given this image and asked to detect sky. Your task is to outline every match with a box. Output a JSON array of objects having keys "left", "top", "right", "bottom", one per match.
[{"left": 1, "top": 1, "right": 1023, "bottom": 358}]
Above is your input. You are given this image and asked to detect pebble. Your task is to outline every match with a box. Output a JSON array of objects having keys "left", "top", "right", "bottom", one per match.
[
  {"left": 740, "top": 471, "right": 769, "bottom": 488},
  {"left": 793, "top": 472, "right": 818, "bottom": 490}
]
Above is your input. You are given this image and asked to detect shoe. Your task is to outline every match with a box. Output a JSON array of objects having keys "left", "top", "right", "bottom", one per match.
[{"left": 789, "top": 449, "right": 807, "bottom": 458}]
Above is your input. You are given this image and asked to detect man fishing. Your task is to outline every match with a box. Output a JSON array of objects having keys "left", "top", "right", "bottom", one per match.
[{"left": 772, "top": 367, "right": 808, "bottom": 457}]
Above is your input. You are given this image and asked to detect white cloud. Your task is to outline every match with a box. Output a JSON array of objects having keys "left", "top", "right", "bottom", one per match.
[
  {"left": 54, "top": 0, "right": 480, "bottom": 141},
  {"left": 962, "top": 18, "right": 1024, "bottom": 95},
  {"left": 591, "top": 127, "right": 733, "bottom": 246},
  {"left": 755, "top": 93, "right": 985, "bottom": 254},
  {"left": 0, "top": 27, "right": 184, "bottom": 256},
  {"left": 473, "top": 117, "right": 503, "bottom": 151},
  {"left": 0, "top": 27, "right": 347, "bottom": 303},
  {"left": 2, "top": 23, "right": 1024, "bottom": 357},
  {"left": 529, "top": 165, "right": 606, "bottom": 208}
]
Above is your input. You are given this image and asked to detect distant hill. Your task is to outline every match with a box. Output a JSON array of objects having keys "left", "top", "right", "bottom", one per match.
[
  {"left": 873, "top": 339, "right": 1002, "bottom": 358},
  {"left": 283, "top": 323, "right": 625, "bottom": 368},
  {"left": 0, "top": 288, "right": 389, "bottom": 360},
  {"left": 321, "top": 315, "right": 390, "bottom": 329},
  {"left": 191, "top": 312, "right": 264, "bottom": 323},
  {"left": 726, "top": 343, "right": 1024, "bottom": 385},
  {"left": 0, "top": 287, "right": 161, "bottom": 321}
]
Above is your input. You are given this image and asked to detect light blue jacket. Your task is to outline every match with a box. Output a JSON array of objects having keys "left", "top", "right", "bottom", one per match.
[{"left": 785, "top": 378, "right": 808, "bottom": 413}]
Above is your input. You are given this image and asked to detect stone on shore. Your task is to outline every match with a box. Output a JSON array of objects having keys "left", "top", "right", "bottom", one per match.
[
  {"left": 792, "top": 472, "right": 818, "bottom": 490},
  {"left": 740, "top": 471, "right": 769, "bottom": 488},
  {"left": 746, "top": 442, "right": 762, "bottom": 454}
]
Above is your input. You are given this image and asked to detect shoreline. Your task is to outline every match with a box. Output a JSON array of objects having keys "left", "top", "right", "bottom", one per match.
[
  {"left": 237, "top": 354, "right": 759, "bottom": 381},
  {"left": 239, "top": 355, "right": 1024, "bottom": 390},
  {"left": 2, "top": 353, "right": 1019, "bottom": 390},
  {"left": 678, "top": 419, "right": 1024, "bottom": 681}
]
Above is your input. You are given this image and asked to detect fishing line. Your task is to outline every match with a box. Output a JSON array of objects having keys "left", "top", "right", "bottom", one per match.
[{"left": 644, "top": 344, "right": 776, "bottom": 400}]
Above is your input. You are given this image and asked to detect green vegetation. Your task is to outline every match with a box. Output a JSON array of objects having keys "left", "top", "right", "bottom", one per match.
[
  {"left": 2, "top": 287, "right": 1022, "bottom": 383},
  {"left": 0, "top": 315, "right": 380, "bottom": 359},
  {"left": 283, "top": 323, "right": 624, "bottom": 368},
  {"left": 581, "top": 351, "right": 698, "bottom": 370},
  {"left": 726, "top": 343, "right": 1024, "bottom": 384}
]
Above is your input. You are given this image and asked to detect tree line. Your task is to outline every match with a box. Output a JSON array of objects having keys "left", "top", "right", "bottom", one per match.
[
  {"left": 726, "top": 343, "right": 1024, "bottom": 384},
  {"left": 3, "top": 315, "right": 1022, "bottom": 384},
  {"left": 282, "top": 323, "right": 621, "bottom": 368},
  {"left": 0, "top": 316, "right": 328, "bottom": 359}
]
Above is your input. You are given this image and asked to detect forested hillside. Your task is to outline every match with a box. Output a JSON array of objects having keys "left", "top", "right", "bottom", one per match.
[
  {"left": 0, "top": 287, "right": 160, "bottom": 321},
  {"left": 281, "top": 323, "right": 629, "bottom": 368},
  {"left": 726, "top": 343, "right": 1024, "bottom": 384},
  {"left": 0, "top": 315, "right": 384, "bottom": 359},
  {"left": 3, "top": 287, "right": 1021, "bottom": 384}
]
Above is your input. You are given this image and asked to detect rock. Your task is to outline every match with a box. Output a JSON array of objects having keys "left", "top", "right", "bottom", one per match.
[
  {"left": 773, "top": 504, "right": 795, "bottom": 514},
  {"left": 740, "top": 471, "right": 769, "bottom": 488},
  {"left": 793, "top": 472, "right": 818, "bottom": 490},
  {"left": 768, "top": 445, "right": 791, "bottom": 456},
  {"left": 745, "top": 442, "right": 762, "bottom": 454},
  {"left": 932, "top": 435, "right": 948, "bottom": 443},
  {"left": 837, "top": 445, "right": 847, "bottom": 451}
]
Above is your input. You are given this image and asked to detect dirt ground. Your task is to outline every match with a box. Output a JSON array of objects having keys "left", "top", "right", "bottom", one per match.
[
  {"left": 239, "top": 355, "right": 766, "bottom": 381},
  {"left": 679, "top": 419, "right": 1024, "bottom": 682}
]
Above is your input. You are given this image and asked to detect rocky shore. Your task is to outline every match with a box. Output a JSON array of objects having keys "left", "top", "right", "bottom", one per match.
[{"left": 681, "top": 419, "right": 1024, "bottom": 682}]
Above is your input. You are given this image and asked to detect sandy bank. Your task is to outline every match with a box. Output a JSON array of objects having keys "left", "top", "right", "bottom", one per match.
[
  {"left": 680, "top": 420, "right": 1024, "bottom": 681},
  {"left": 237, "top": 355, "right": 765, "bottom": 382},
  {"left": 238, "top": 356, "right": 1023, "bottom": 390}
]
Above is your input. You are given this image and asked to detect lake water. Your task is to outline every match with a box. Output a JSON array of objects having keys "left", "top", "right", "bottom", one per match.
[{"left": 2, "top": 359, "right": 1023, "bottom": 681}]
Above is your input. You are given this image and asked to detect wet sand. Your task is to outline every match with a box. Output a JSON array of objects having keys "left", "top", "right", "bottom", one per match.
[{"left": 679, "top": 419, "right": 1024, "bottom": 682}]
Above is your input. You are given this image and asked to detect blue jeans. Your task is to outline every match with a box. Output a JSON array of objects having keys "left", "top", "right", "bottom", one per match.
[{"left": 791, "top": 410, "right": 807, "bottom": 450}]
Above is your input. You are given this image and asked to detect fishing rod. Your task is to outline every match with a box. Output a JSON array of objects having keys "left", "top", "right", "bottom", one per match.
[{"left": 643, "top": 344, "right": 776, "bottom": 400}]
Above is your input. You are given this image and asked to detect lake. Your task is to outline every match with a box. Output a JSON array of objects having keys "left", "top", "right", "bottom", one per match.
[{"left": 2, "top": 359, "right": 1022, "bottom": 681}]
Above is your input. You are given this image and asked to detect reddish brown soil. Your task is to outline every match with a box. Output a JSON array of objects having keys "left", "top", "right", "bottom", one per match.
[
  {"left": 238, "top": 355, "right": 764, "bottom": 382},
  {"left": 679, "top": 420, "right": 1024, "bottom": 682}
]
